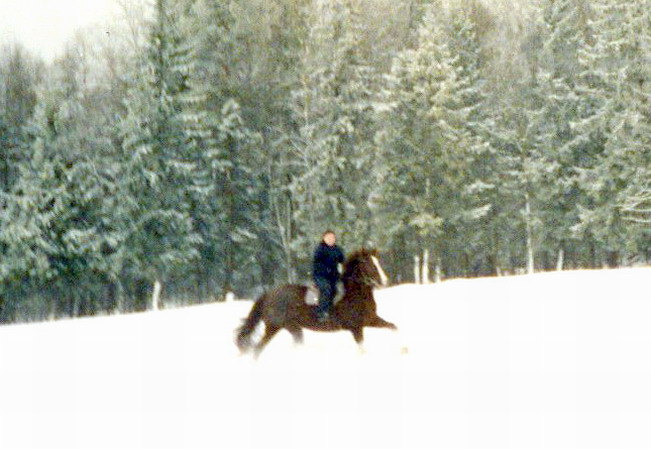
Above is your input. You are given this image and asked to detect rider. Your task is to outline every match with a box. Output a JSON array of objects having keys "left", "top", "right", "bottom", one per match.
[{"left": 312, "top": 230, "right": 345, "bottom": 322}]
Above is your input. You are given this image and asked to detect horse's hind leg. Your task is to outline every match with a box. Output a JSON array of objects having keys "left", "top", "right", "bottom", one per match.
[
  {"left": 254, "top": 324, "right": 280, "bottom": 359},
  {"left": 287, "top": 325, "right": 304, "bottom": 346}
]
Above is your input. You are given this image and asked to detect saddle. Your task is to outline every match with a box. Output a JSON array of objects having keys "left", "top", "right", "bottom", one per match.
[{"left": 304, "top": 282, "right": 344, "bottom": 306}]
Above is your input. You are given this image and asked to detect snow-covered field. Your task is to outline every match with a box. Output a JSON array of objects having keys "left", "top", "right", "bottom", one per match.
[{"left": 1, "top": 268, "right": 651, "bottom": 449}]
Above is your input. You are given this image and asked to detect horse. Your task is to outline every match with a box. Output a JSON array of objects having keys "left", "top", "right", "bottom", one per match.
[{"left": 235, "top": 248, "right": 397, "bottom": 357}]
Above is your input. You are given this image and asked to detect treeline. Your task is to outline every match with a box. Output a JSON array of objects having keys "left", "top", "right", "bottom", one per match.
[{"left": 0, "top": 0, "right": 649, "bottom": 323}]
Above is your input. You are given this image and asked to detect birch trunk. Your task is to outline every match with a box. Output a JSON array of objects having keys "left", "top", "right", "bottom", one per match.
[
  {"left": 556, "top": 248, "right": 564, "bottom": 271},
  {"left": 421, "top": 249, "right": 430, "bottom": 284},
  {"left": 434, "top": 255, "right": 442, "bottom": 283},
  {"left": 525, "top": 193, "right": 535, "bottom": 274},
  {"left": 273, "top": 195, "right": 295, "bottom": 283},
  {"left": 115, "top": 279, "right": 125, "bottom": 313},
  {"left": 152, "top": 280, "right": 162, "bottom": 311}
]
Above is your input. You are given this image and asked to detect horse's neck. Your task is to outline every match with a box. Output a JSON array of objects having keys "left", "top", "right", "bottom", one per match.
[{"left": 342, "top": 280, "right": 373, "bottom": 301}]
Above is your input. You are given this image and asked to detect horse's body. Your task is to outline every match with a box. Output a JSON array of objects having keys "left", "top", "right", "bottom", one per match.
[{"left": 236, "top": 249, "right": 397, "bottom": 357}]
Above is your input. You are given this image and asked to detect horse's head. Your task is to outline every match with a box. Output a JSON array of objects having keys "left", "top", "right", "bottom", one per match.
[{"left": 343, "top": 248, "right": 389, "bottom": 288}]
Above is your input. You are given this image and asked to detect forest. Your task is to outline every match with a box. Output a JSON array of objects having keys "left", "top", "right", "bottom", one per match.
[{"left": 0, "top": 0, "right": 649, "bottom": 323}]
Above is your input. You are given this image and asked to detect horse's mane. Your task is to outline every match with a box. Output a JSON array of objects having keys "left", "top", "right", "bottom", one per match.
[{"left": 342, "top": 248, "right": 378, "bottom": 280}]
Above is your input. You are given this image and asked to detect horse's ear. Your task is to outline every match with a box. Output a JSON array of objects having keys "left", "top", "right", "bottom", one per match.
[{"left": 367, "top": 248, "right": 377, "bottom": 257}]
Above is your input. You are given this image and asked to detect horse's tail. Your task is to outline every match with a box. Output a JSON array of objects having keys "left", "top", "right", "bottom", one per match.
[{"left": 235, "top": 294, "right": 265, "bottom": 353}]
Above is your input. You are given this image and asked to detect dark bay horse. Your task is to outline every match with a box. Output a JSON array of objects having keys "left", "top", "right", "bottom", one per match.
[{"left": 236, "top": 249, "right": 397, "bottom": 357}]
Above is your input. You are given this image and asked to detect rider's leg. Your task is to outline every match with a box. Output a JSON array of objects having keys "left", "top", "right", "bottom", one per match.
[{"left": 314, "top": 277, "right": 334, "bottom": 319}]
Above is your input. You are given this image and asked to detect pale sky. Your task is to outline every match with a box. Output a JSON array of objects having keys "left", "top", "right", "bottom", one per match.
[{"left": 0, "top": 0, "right": 121, "bottom": 59}]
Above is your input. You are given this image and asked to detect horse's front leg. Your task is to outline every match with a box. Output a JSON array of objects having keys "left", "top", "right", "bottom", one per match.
[
  {"left": 253, "top": 324, "right": 280, "bottom": 359},
  {"left": 350, "top": 326, "right": 366, "bottom": 355},
  {"left": 366, "top": 315, "right": 408, "bottom": 355},
  {"left": 367, "top": 315, "right": 398, "bottom": 330}
]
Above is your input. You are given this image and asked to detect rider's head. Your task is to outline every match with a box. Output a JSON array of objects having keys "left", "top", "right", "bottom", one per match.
[{"left": 322, "top": 230, "right": 336, "bottom": 246}]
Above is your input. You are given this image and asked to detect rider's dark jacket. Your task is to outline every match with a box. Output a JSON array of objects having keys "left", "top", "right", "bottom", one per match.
[{"left": 312, "top": 242, "right": 345, "bottom": 282}]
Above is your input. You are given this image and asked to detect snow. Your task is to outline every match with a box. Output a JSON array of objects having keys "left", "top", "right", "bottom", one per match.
[{"left": 1, "top": 267, "right": 651, "bottom": 449}]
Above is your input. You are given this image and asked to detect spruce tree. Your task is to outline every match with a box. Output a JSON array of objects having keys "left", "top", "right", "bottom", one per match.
[
  {"left": 179, "top": 0, "right": 263, "bottom": 298},
  {"left": 0, "top": 44, "right": 40, "bottom": 193},
  {"left": 443, "top": 6, "right": 496, "bottom": 276},
  {"left": 533, "top": 0, "right": 589, "bottom": 268},
  {"left": 570, "top": 0, "right": 651, "bottom": 265},
  {"left": 0, "top": 48, "right": 118, "bottom": 319},
  {"left": 290, "top": 0, "right": 378, "bottom": 264},
  {"left": 117, "top": 0, "right": 201, "bottom": 308},
  {"left": 374, "top": 6, "right": 475, "bottom": 280}
]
